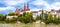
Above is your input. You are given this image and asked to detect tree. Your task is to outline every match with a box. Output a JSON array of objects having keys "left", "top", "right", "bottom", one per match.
[
  {"left": 46, "top": 12, "right": 55, "bottom": 24},
  {"left": 43, "top": 13, "right": 49, "bottom": 24},
  {"left": 53, "top": 15, "right": 59, "bottom": 24},
  {"left": 18, "top": 12, "right": 34, "bottom": 24},
  {"left": 44, "top": 13, "right": 48, "bottom": 20},
  {"left": 5, "top": 17, "right": 17, "bottom": 23},
  {"left": 43, "top": 12, "right": 54, "bottom": 24},
  {"left": 8, "top": 12, "right": 15, "bottom": 16},
  {"left": 41, "top": 9, "right": 44, "bottom": 20},
  {"left": 39, "top": 9, "right": 44, "bottom": 21},
  {"left": 0, "top": 14, "right": 6, "bottom": 21},
  {"left": 48, "top": 12, "right": 54, "bottom": 22},
  {"left": 23, "top": 12, "right": 26, "bottom": 16},
  {"left": 36, "top": 15, "right": 40, "bottom": 20}
]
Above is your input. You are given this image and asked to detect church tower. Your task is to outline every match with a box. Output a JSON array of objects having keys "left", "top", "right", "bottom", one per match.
[
  {"left": 24, "top": 3, "right": 30, "bottom": 11},
  {"left": 27, "top": 3, "right": 30, "bottom": 11}
]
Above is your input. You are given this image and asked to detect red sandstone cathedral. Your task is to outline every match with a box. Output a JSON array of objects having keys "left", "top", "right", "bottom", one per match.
[{"left": 14, "top": 3, "right": 30, "bottom": 16}]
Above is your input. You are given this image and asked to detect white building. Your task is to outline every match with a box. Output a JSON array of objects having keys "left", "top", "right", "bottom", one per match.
[
  {"left": 6, "top": 16, "right": 18, "bottom": 19},
  {"left": 50, "top": 9, "right": 60, "bottom": 18}
]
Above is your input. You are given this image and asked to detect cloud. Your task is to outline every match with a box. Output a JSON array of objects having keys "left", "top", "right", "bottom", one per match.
[
  {"left": 30, "top": 0, "right": 46, "bottom": 5},
  {"left": 0, "top": 6, "right": 16, "bottom": 14},
  {"left": 30, "top": 0, "right": 50, "bottom": 10},
  {"left": 0, "top": 0, "right": 31, "bottom": 11},
  {"left": 0, "top": 0, "right": 31, "bottom": 10},
  {"left": 30, "top": 0, "right": 60, "bottom": 11},
  {"left": 51, "top": 2, "right": 60, "bottom": 10},
  {"left": 0, "top": 6, "right": 15, "bottom": 11},
  {"left": 5, "top": 0, "right": 30, "bottom": 6},
  {"left": 30, "top": 0, "right": 49, "bottom": 8},
  {"left": 45, "top": 2, "right": 60, "bottom": 10},
  {"left": 5, "top": 1, "right": 18, "bottom": 5}
]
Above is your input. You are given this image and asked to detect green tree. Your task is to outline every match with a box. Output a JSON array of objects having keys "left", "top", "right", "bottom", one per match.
[
  {"left": 44, "top": 13, "right": 48, "bottom": 20},
  {"left": 5, "top": 17, "right": 17, "bottom": 23},
  {"left": 53, "top": 15, "right": 59, "bottom": 24},
  {"left": 39, "top": 9, "right": 44, "bottom": 21},
  {"left": 36, "top": 15, "right": 40, "bottom": 20},
  {"left": 23, "top": 12, "right": 26, "bottom": 16},
  {"left": 18, "top": 12, "right": 34, "bottom": 24},
  {"left": 8, "top": 12, "right": 15, "bottom": 16},
  {"left": 43, "top": 13, "right": 49, "bottom": 24},
  {"left": 46, "top": 12, "right": 55, "bottom": 24},
  {"left": 0, "top": 14, "right": 6, "bottom": 21}
]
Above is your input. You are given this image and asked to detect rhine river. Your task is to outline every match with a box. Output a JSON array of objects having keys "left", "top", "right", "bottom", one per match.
[{"left": 0, "top": 23, "right": 60, "bottom": 27}]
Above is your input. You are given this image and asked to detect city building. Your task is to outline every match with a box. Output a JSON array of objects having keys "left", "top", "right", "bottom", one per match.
[
  {"left": 7, "top": 3, "right": 54, "bottom": 19},
  {"left": 50, "top": 9, "right": 60, "bottom": 18}
]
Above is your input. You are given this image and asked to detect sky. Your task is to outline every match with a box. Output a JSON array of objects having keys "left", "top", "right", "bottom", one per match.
[{"left": 0, "top": 0, "right": 60, "bottom": 14}]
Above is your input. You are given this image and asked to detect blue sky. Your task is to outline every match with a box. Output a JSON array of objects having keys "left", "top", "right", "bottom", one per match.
[{"left": 0, "top": 0, "right": 60, "bottom": 14}]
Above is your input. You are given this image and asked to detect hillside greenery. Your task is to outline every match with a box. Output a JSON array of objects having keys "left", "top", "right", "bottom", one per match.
[{"left": 0, "top": 9, "right": 60, "bottom": 24}]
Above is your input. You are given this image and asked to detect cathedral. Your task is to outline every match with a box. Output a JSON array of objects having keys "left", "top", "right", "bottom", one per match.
[
  {"left": 6, "top": 3, "right": 40, "bottom": 19},
  {"left": 14, "top": 3, "right": 30, "bottom": 16}
]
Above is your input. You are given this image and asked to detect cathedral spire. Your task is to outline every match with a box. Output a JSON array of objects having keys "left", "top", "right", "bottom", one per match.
[
  {"left": 24, "top": 3, "right": 26, "bottom": 10},
  {"left": 24, "top": 2, "right": 30, "bottom": 11},
  {"left": 27, "top": 2, "right": 29, "bottom": 10}
]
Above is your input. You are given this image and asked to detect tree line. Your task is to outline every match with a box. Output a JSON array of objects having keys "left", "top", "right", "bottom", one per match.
[{"left": 0, "top": 9, "right": 60, "bottom": 24}]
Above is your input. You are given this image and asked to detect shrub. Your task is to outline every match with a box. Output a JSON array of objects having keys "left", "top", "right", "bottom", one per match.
[{"left": 5, "top": 18, "right": 17, "bottom": 23}]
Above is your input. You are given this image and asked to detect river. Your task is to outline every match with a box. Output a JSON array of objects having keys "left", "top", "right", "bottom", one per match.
[{"left": 0, "top": 23, "right": 60, "bottom": 27}]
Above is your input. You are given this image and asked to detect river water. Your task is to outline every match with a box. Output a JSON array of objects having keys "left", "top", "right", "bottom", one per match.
[{"left": 0, "top": 23, "right": 60, "bottom": 27}]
